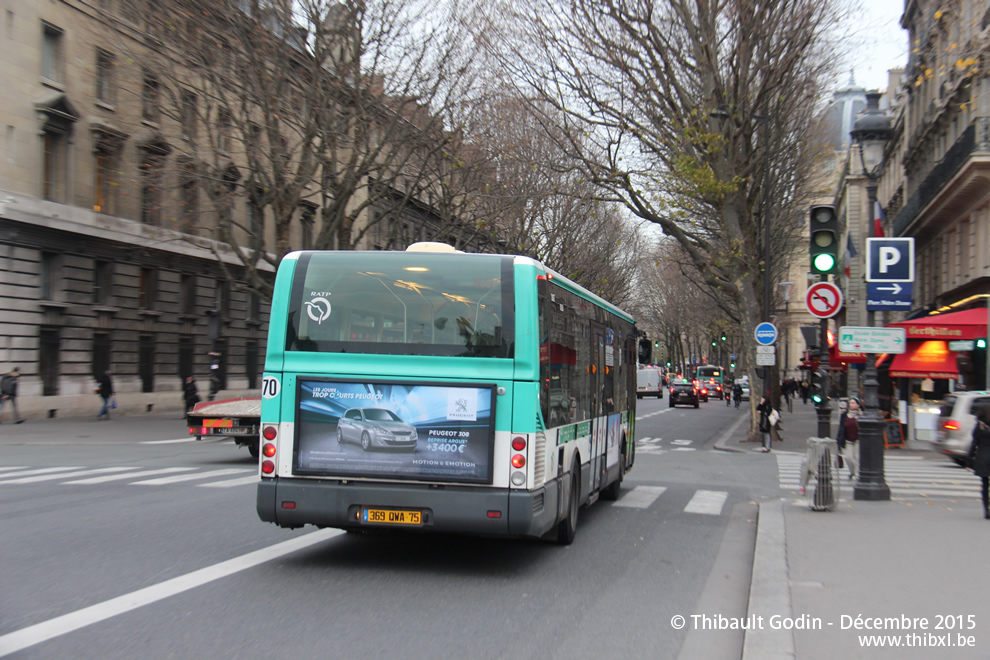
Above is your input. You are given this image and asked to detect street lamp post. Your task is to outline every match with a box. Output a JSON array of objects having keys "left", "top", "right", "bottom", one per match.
[{"left": 850, "top": 91, "right": 892, "bottom": 501}]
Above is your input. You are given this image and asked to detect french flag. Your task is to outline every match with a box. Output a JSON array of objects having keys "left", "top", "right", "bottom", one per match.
[
  {"left": 874, "top": 201, "right": 886, "bottom": 238},
  {"left": 843, "top": 233, "right": 858, "bottom": 278}
]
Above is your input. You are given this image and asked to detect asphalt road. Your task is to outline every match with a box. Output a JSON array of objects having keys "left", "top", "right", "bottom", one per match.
[{"left": 0, "top": 398, "right": 779, "bottom": 660}]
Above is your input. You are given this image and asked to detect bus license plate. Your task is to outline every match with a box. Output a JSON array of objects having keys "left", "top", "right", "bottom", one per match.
[{"left": 362, "top": 508, "right": 422, "bottom": 525}]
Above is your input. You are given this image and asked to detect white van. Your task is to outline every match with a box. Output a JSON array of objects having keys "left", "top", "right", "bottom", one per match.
[
  {"left": 934, "top": 390, "right": 990, "bottom": 465},
  {"left": 637, "top": 367, "right": 663, "bottom": 399}
]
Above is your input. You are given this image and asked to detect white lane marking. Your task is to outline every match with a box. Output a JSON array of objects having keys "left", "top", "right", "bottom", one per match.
[
  {"left": 0, "top": 467, "right": 83, "bottom": 481},
  {"left": 65, "top": 467, "right": 197, "bottom": 484},
  {"left": 637, "top": 437, "right": 662, "bottom": 444},
  {"left": 613, "top": 485, "right": 667, "bottom": 508},
  {"left": 0, "top": 466, "right": 27, "bottom": 472},
  {"left": 683, "top": 490, "right": 728, "bottom": 515},
  {"left": 671, "top": 448, "right": 697, "bottom": 452},
  {"left": 0, "top": 467, "right": 136, "bottom": 485},
  {"left": 0, "top": 529, "right": 340, "bottom": 657},
  {"left": 197, "top": 475, "right": 259, "bottom": 488},
  {"left": 671, "top": 439, "right": 692, "bottom": 446},
  {"left": 140, "top": 438, "right": 199, "bottom": 445},
  {"left": 131, "top": 468, "right": 251, "bottom": 485}
]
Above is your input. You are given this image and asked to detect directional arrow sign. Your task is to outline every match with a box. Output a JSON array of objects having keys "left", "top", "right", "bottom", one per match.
[
  {"left": 838, "top": 326, "right": 907, "bottom": 354},
  {"left": 867, "top": 282, "right": 913, "bottom": 297}
]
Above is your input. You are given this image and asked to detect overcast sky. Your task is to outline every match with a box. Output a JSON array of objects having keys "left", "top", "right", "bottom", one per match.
[{"left": 837, "top": 0, "right": 910, "bottom": 92}]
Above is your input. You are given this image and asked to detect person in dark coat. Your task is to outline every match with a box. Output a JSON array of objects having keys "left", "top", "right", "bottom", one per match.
[
  {"left": 0, "top": 367, "right": 24, "bottom": 424},
  {"left": 756, "top": 395, "right": 773, "bottom": 452},
  {"left": 96, "top": 370, "right": 114, "bottom": 420},
  {"left": 183, "top": 376, "right": 201, "bottom": 413},
  {"left": 966, "top": 403, "right": 990, "bottom": 520}
]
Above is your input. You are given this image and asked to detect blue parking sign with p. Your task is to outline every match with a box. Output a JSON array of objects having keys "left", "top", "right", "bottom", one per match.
[{"left": 866, "top": 238, "right": 914, "bottom": 283}]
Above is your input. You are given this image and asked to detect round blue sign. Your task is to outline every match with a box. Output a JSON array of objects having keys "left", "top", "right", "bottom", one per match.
[{"left": 754, "top": 322, "right": 778, "bottom": 345}]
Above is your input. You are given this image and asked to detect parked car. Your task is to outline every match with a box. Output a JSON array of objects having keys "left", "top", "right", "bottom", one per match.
[
  {"left": 336, "top": 407, "right": 419, "bottom": 451},
  {"left": 933, "top": 391, "right": 990, "bottom": 465},
  {"left": 637, "top": 367, "right": 663, "bottom": 399},
  {"left": 669, "top": 379, "right": 700, "bottom": 408}
]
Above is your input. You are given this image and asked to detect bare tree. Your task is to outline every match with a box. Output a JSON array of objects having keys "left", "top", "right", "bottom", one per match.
[
  {"left": 474, "top": 0, "right": 839, "bottom": 436},
  {"left": 116, "top": 0, "right": 481, "bottom": 297}
]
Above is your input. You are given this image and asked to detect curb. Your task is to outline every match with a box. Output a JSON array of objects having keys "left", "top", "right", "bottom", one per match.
[
  {"left": 713, "top": 412, "right": 749, "bottom": 453},
  {"left": 742, "top": 499, "right": 794, "bottom": 660}
]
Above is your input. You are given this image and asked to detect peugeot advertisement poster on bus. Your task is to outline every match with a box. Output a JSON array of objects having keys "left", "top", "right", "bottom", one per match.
[{"left": 294, "top": 379, "right": 496, "bottom": 484}]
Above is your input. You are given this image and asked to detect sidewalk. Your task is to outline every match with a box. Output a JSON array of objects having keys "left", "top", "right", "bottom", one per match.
[
  {"left": 723, "top": 401, "right": 987, "bottom": 660},
  {"left": 0, "top": 411, "right": 189, "bottom": 446}
]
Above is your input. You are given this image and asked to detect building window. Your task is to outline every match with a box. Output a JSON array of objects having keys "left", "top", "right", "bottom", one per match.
[
  {"left": 217, "top": 108, "right": 232, "bottom": 153},
  {"left": 246, "top": 339, "right": 259, "bottom": 389},
  {"left": 40, "top": 327, "right": 61, "bottom": 396},
  {"left": 181, "top": 90, "right": 197, "bottom": 140},
  {"left": 248, "top": 195, "right": 264, "bottom": 235},
  {"left": 139, "top": 150, "right": 164, "bottom": 225},
  {"left": 41, "top": 251, "right": 59, "bottom": 300},
  {"left": 180, "top": 163, "right": 199, "bottom": 233},
  {"left": 300, "top": 202, "right": 315, "bottom": 250},
  {"left": 94, "top": 146, "right": 120, "bottom": 213},
  {"left": 93, "top": 260, "right": 113, "bottom": 305},
  {"left": 181, "top": 273, "right": 196, "bottom": 315},
  {"left": 178, "top": 335, "right": 194, "bottom": 380},
  {"left": 138, "top": 267, "right": 157, "bottom": 310},
  {"left": 42, "top": 129, "right": 67, "bottom": 201},
  {"left": 92, "top": 332, "right": 112, "bottom": 380},
  {"left": 216, "top": 279, "right": 231, "bottom": 317},
  {"left": 96, "top": 49, "right": 115, "bottom": 104},
  {"left": 142, "top": 73, "right": 160, "bottom": 123},
  {"left": 41, "top": 22, "right": 63, "bottom": 83},
  {"left": 248, "top": 290, "right": 260, "bottom": 321},
  {"left": 139, "top": 334, "right": 155, "bottom": 393}
]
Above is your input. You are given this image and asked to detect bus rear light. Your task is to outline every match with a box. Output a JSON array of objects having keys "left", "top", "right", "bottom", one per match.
[
  {"left": 487, "top": 510, "right": 502, "bottom": 518},
  {"left": 262, "top": 425, "right": 278, "bottom": 440},
  {"left": 281, "top": 501, "right": 296, "bottom": 509},
  {"left": 942, "top": 420, "right": 960, "bottom": 431},
  {"left": 261, "top": 460, "right": 275, "bottom": 474},
  {"left": 510, "top": 471, "right": 526, "bottom": 486},
  {"left": 511, "top": 454, "right": 526, "bottom": 468},
  {"left": 511, "top": 436, "right": 527, "bottom": 451},
  {"left": 263, "top": 443, "right": 277, "bottom": 458}
]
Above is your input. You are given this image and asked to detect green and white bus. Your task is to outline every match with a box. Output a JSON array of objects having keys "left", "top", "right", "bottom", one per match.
[{"left": 256, "top": 243, "right": 637, "bottom": 544}]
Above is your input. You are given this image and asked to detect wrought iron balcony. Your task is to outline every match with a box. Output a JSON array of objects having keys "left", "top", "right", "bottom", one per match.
[{"left": 893, "top": 116, "right": 990, "bottom": 236}]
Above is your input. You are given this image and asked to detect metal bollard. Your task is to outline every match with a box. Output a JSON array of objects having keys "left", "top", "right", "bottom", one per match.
[{"left": 800, "top": 438, "right": 839, "bottom": 511}]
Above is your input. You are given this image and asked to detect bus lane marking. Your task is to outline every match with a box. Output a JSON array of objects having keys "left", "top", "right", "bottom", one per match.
[{"left": 612, "top": 485, "right": 667, "bottom": 508}]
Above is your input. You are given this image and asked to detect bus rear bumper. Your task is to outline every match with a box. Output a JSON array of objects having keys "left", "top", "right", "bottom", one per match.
[{"left": 257, "top": 478, "right": 561, "bottom": 538}]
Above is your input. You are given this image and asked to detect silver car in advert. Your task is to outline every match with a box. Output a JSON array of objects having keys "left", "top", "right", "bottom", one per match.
[{"left": 336, "top": 407, "right": 419, "bottom": 451}]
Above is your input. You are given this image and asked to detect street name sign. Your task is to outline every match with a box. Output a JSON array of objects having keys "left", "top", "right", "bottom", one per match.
[
  {"left": 805, "top": 282, "right": 843, "bottom": 319},
  {"left": 866, "top": 282, "right": 913, "bottom": 312},
  {"left": 866, "top": 238, "right": 915, "bottom": 282},
  {"left": 838, "top": 326, "right": 907, "bottom": 354},
  {"left": 754, "top": 322, "right": 778, "bottom": 345}
]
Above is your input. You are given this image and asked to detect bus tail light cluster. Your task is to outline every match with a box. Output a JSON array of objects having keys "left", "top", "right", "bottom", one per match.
[
  {"left": 261, "top": 424, "right": 278, "bottom": 475},
  {"left": 510, "top": 435, "right": 527, "bottom": 486}
]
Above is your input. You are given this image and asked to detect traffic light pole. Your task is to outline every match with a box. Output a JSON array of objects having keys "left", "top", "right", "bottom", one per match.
[{"left": 816, "top": 317, "right": 831, "bottom": 438}]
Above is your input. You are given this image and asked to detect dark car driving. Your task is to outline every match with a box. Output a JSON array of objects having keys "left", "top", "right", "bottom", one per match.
[{"left": 669, "top": 379, "right": 700, "bottom": 408}]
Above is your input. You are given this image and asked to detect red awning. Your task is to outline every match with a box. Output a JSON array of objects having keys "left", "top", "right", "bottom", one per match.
[
  {"left": 829, "top": 344, "right": 866, "bottom": 365},
  {"left": 886, "top": 307, "right": 989, "bottom": 341},
  {"left": 888, "top": 340, "right": 958, "bottom": 379}
]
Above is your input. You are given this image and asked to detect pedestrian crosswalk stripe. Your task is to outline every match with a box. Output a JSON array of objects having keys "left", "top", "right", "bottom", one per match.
[
  {"left": 683, "top": 490, "right": 728, "bottom": 515},
  {"left": 0, "top": 467, "right": 132, "bottom": 485},
  {"left": 198, "top": 475, "right": 259, "bottom": 488},
  {"left": 66, "top": 467, "right": 197, "bottom": 484},
  {"left": 613, "top": 485, "right": 667, "bottom": 508},
  {"left": 0, "top": 466, "right": 83, "bottom": 481},
  {"left": 131, "top": 468, "right": 253, "bottom": 485},
  {"left": 776, "top": 454, "right": 981, "bottom": 499},
  {"left": 0, "top": 466, "right": 28, "bottom": 472}
]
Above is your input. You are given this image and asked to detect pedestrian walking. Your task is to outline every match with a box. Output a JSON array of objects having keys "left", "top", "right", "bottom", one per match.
[
  {"left": 725, "top": 383, "right": 731, "bottom": 406},
  {"left": 733, "top": 383, "right": 742, "bottom": 409},
  {"left": 96, "top": 370, "right": 114, "bottom": 420},
  {"left": 800, "top": 380, "right": 809, "bottom": 405},
  {"left": 757, "top": 395, "right": 773, "bottom": 452},
  {"left": 0, "top": 367, "right": 24, "bottom": 424},
  {"left": 183, "top": 375, "right": 201, "bottom": 414},
  {"left": 839, "top": 397, "right": 861, "bottom": 480},
  {"left": 965, "top": 402, "right": 990, "bottom": 520}
]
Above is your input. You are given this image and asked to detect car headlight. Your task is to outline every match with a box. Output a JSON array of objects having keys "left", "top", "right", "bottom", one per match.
[{"left": 373, "top": 426, "right": 392, "bottom": 435}]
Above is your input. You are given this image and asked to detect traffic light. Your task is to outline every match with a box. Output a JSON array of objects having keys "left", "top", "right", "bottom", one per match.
[
  {"left": 978, "top": 338, "right": 987, "bottom": 349},
  {"left": 809, "top": 204, "right": 840, "bottom": 276},
  {"left": 810, "top": 369, "right": 827, "bottom": 405},
  {"left": 638, "top": 337, "right": 652, "bottom": 364}
]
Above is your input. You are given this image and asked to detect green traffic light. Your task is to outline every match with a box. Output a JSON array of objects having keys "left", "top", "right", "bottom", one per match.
[
  {"left": 978, "top": 338, "right": 987, "bottom": 349},
  {"left": 730, "top": 362, "right": 735, "bottom": 368},
  {"left": 811, "top": 394, "right": 823, "bottom": 404},
  {"left": 813, "top": 253, "right": 836, "bottom": 272}
]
